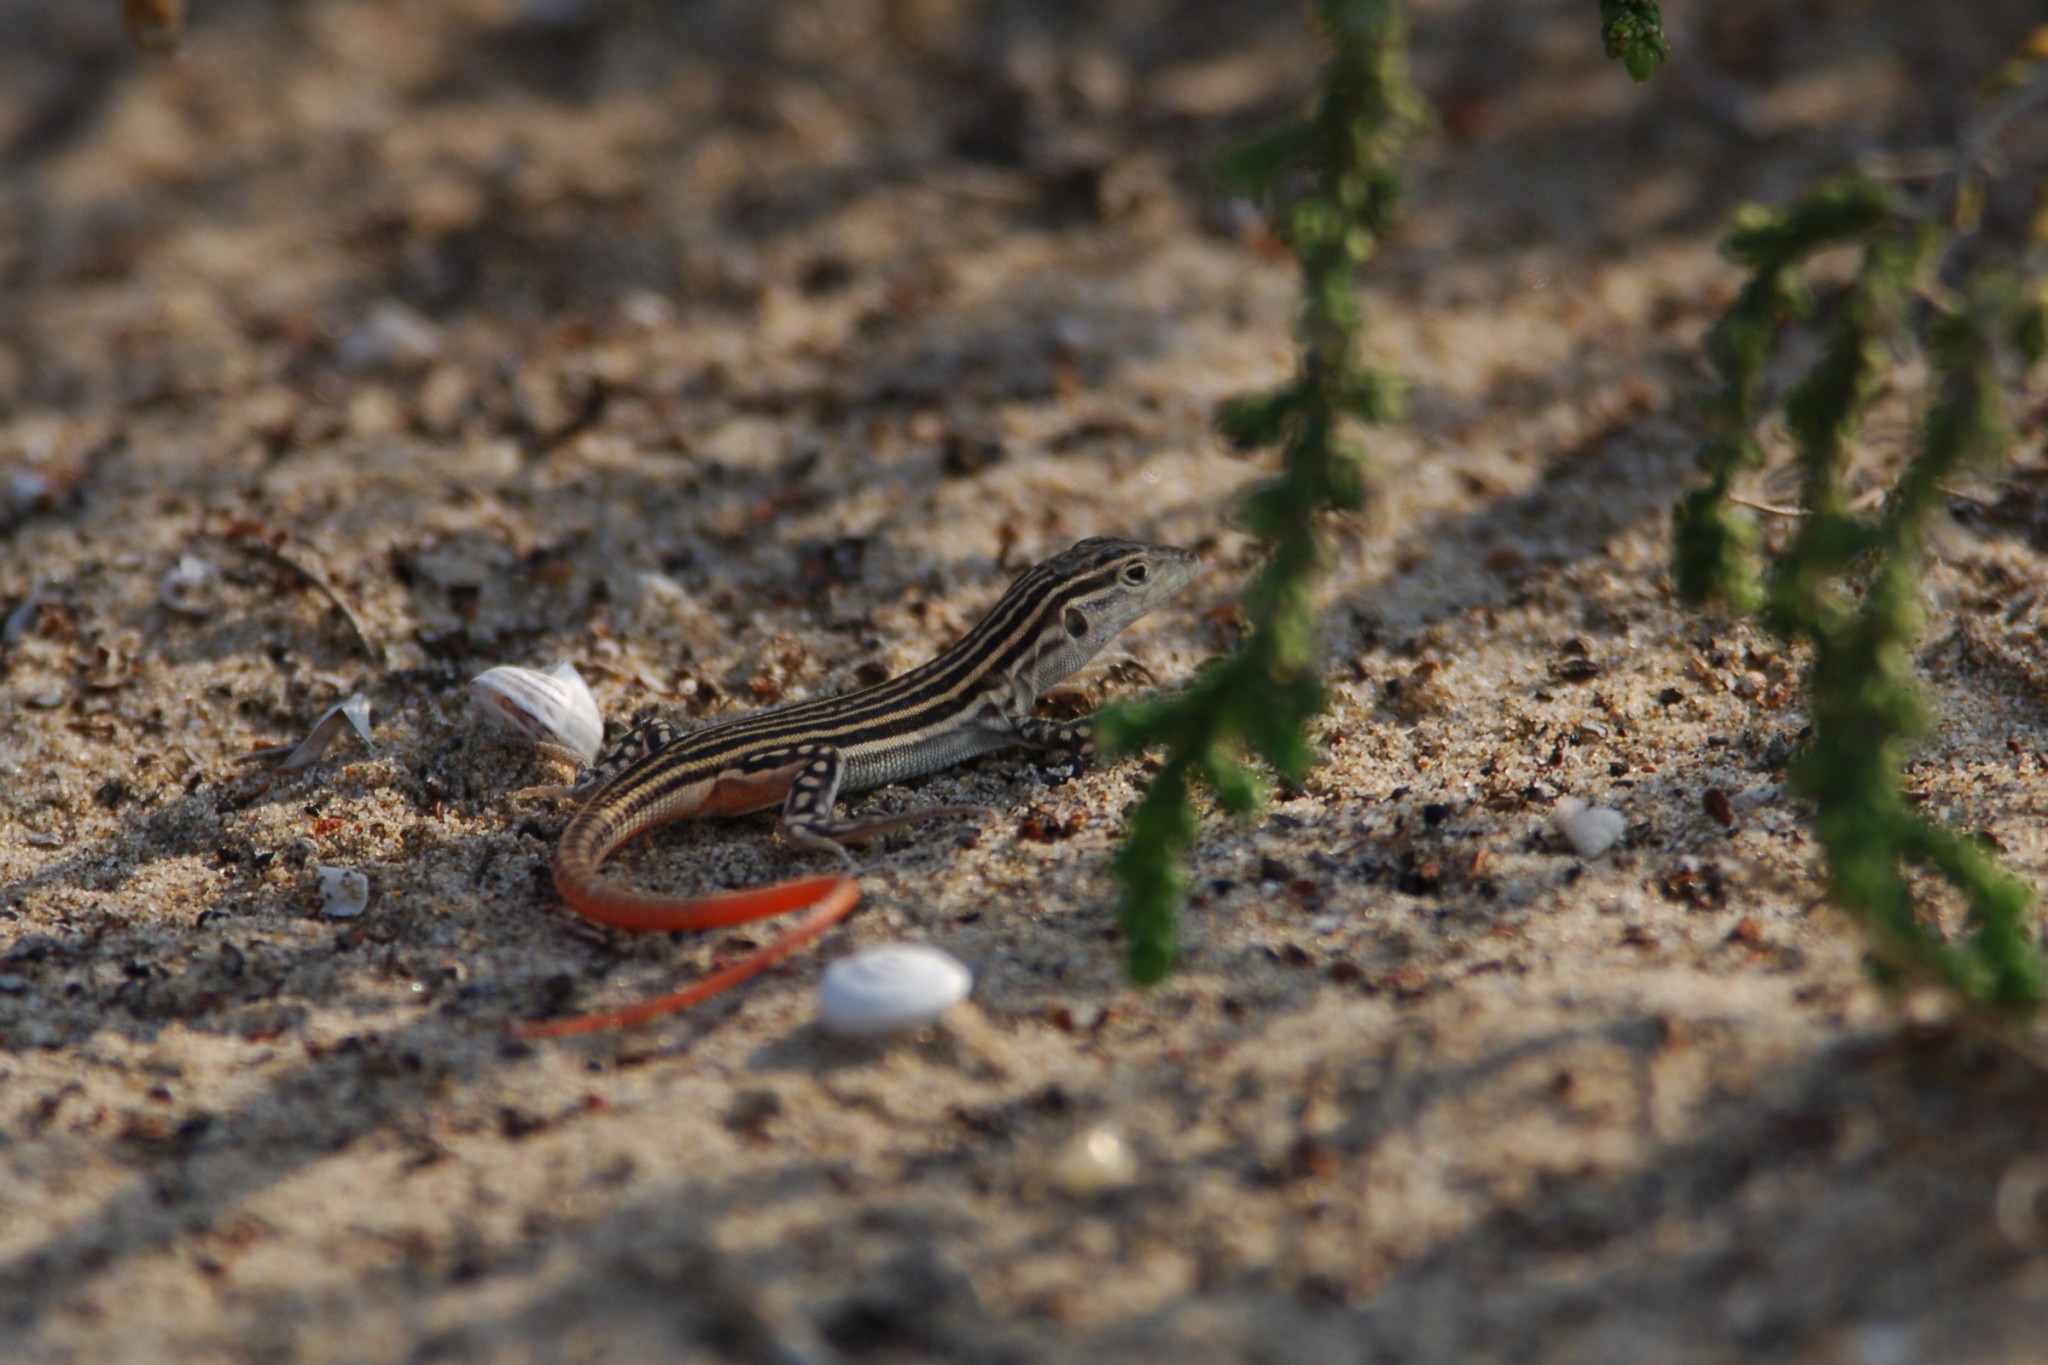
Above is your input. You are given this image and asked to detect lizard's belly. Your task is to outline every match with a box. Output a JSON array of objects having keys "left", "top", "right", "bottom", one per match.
[{"left": 840, "top": 723, "right": 1016, "bottom": 793}]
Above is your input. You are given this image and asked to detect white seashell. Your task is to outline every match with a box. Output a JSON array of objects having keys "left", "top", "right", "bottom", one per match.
[
  {"left": 1552, "top": 797, "right": 1626, "bottom": 859},
  {"left": 1994, "top": 1156, "right": 2048, "bottom": 1252},
  {"left": 316, "top": 865, "right": 370, "bottom": 919},
  {"left": 6, "top": 470, "right": 53, "bottom": 511},
  {"left": 275, "top": 692, "right": 375, "bottom": 770},
  {"left": 1730, "top": 784, "right": 1780, "bottom": 814},
  {"left": 159, "top": 555, "right": 219, "bottom": 617},
  {"left": 3, "top": 578, "right": 53, "bottom": 646},
  {"left": 1049, "top": 1125, "right": 1139, "bottom": 1196},
  {"left": 634, "top": 571, "right": 689, "bottom": 605},
  {"left": 336, "top": 301, "right": 443, "bottom": 372},
  {"left": 816, "top": 943, "right": 973, "bottom": 1037},
  {"left": 469, "top": 661, "right": 604, "bottom": 768}
]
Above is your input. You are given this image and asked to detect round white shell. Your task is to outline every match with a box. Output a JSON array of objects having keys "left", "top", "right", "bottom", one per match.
[
  {"left": 1552, "top": 797, "right": 1626, "bottom": 859},
  {"left": 1049, "top": 1125, "right": 1139, "bottom": 1196},
  {"left": 469, "top": 661, "right": 604, "bottom": 767},
  {"left": 316, "top": 865, "right": 370, "bottom": 919},
  {"left": 816, "top": 943, "right": 973, "bottom": 1037}
]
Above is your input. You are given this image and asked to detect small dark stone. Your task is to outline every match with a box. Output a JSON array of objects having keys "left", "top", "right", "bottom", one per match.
[
  {"left": 798, "top": 537, "right": 868, "bottom": 590},
  {"left": 498, "top": 1107, "right": 548, "bottom": 1140},
  {"left": 722, "top": 1088, "right": 782, "bottom": 1141},
  {"left": 798, "top": 254, "right": 856, "bottom": 296},
  {"left": 2, "top": 935, "right": 67, "bottom": 966},
  {"left": 1029, "top": 1083, "right": 1071, "bottom": 1115},
  {"left": 940, "top": 430, "right": 1005, "bottom": 477}
]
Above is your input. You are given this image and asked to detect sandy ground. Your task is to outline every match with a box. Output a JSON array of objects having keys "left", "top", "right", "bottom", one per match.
[{"left": 6, "top": 1, "right": 2048, "bottom": 1361}]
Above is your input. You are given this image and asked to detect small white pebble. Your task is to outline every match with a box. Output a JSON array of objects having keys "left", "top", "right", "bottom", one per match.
[
  {"left": 6, "top": 470, "right": 51, "bottom": 506},
  {"left": 634, "top": 571, "right": 689, "bottom": 605},
  {"left": 816, "top": 943, "right": 972, "bottom": 1037},
  {"left": 158, "top": 555, "right": 219, "bottom": 617},
  {"left": 618, "top": 290, "right": 675, "bottom": 329},
  {"left": 1553, "top": 797, "right": 1626, "bottom": 859},
  {"left": 316, "top": 866, "right": 370, "bottom": 919},
  {"left": 1994, "top": 1155, "right": 2048, "bottom": 1252},
  {"left": 1847, "top": 1324, "right": 1915, "bottom": 1365},
  {"left": 1049, "top": 1125, "right": 1138, "bottom": 1196},
  {"left": 336, "top": 302, "right": 443, "bottom": 372},
  {"left": 3, "top": 578, "right": 52, "bottom": 644}
]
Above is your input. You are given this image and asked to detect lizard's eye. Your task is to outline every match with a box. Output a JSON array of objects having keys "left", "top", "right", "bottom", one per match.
[
  {"left": 1122, "top": 563, "right": 1149, "bottom": 585},
  {"left": 1064, "top": 607, "right": 1089, "bottom": 638}
]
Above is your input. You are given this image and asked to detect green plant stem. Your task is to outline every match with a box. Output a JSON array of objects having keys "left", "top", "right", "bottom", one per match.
[
  {"left": 1598, "top": 0, "right": 1672, "bottom": 83},
  {"left": 1674, "top": 179, "right": 2047, "bottom": 1025},
  {"left": 1100, "top": 0, "right": 1422, "bottom": 982}
]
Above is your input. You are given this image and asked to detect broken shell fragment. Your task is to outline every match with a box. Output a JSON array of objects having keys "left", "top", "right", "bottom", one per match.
[
  {"left": 2, "top": 578, "right": 53, "bottom": 647},
  {"left": 469, "top": 661, "right": 604, "bottom": 768},
  {"left": 336, "top": 300, "right": 443, "bottom": 372},
  {"left": 1049, "top": 1125, "right": 1139, "bottom": 1196},
  {"left": 158, "top": 555, "right": 219, "bottom": 616},
  {"left": 257, "top": 692, "right": 375, "bottom": 770},
  {"left": 816, "top": 943, "right": 973, "bottom": 1037},
  {"left": 316, "top": 865, "right": 370, "bottom": 919},
  {"left": 1553, "top": 797, "right": 1626, "bottom": 859},
  {"left": 1995, "top": 1156, "right": 2048, "bottom": 1252}
]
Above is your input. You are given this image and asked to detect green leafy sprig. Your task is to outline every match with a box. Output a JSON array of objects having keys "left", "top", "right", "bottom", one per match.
[
  {"left": 1672, "top": 174, "right": 2048, "bottom": 1025},
  {"left": 1098, "top": 0, "right": 1424, "bottom": 982},
  {"left": 1599, "top": 0, "right": 1672, "bottom": 83}
]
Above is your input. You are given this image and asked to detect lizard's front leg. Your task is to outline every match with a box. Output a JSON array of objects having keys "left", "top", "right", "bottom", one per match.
[
  {"left": 1015, "top": 714, "right": 1093, "bottom": 782},
  {"left": 778, "top": 747, "right": 981, "bottom": 854}
]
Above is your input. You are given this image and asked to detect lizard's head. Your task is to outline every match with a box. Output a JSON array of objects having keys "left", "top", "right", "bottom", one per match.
[{"left": 1003, "top": 537, "right": 1202, "bottom": 690}]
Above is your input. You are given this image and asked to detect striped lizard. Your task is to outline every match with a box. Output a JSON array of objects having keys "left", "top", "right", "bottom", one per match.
[{"left": 520, "top": 537, "right": 1201, "bottom": 1037}]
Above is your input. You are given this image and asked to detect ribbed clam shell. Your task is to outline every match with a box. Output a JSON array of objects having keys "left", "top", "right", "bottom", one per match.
[
  {"left": 817, "top": 943, "right": 973, "bottom": 1037},
  {"left": 468, "top": 662, "right": 604, "bottom": 767}
]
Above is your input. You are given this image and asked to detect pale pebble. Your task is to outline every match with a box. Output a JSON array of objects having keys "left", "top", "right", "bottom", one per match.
[
  {"left": 816, "top": 943, "right": 973, "bottom": 1037},
  {"left": 1049, "top": 1125, "right": 1139, "bottom": 1196},
  {"left": 1552, "top": 797, "right": 1626, "bottom": 859},
  {"left": 316, "top": 866, "right": 370, "bottom": 919}
]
